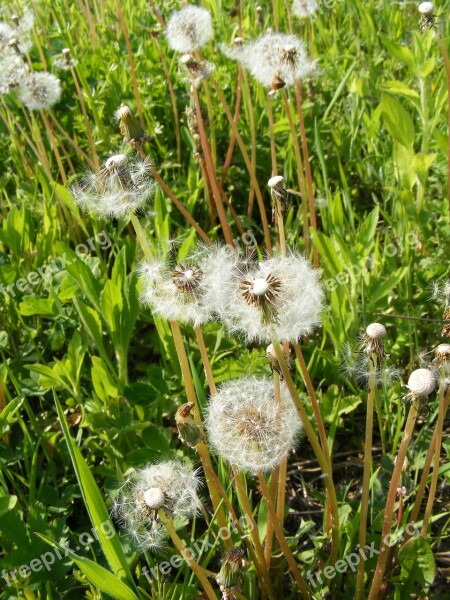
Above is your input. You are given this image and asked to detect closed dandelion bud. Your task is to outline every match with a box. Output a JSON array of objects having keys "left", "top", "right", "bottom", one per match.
[
  {"left": 205, "top": 377, "right": 302, "bottom": 474},
  {"left": 71, "top": 152, "right": 155, "bottom": 218},
  {"left": 407, "top": 369, "right": 436, "bottom": 398},
  {"left": 115, "top": 104, "right": 149, "bottom": 147},
  {"left": 166, "top": 6, "right": 213, "bottom": 53},
  {"left": 364, "top": 322, "right": 387, "bottom": 357},
  {"left": 18, "top": 71, "right": 61, "bottom": 110},
  {"left": 176, "top": 402, "right": 203, "bottom": 447},
  {"left": 266, "top": 343, "right": 293, "bottom": 377},
  {"left": 216, "top": 547, "right": 246, "bottom": 598},
  {"left": 113, "top": 460, "right": 202, "bottom": 551}
]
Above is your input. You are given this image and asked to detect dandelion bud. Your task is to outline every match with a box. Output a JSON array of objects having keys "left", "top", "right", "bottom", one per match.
[
  {"left": 113, "top": 460, "right": 201, "bottom": 550},
  {"left": 176, "top": 402, "right": 203, "bottom": 447},
  {"left": 216, "top": 547, "right": 246, "bottom": 597},
  {"left": 418, "top": 2, "right": 434, "bottom": 15},
  {"left": 266, "top": 343, "right": 293, "bottom": 377},
  {"left": 364, "top": 322, "right": 387, "bottom": 356},
  {"left": 115, "top": 104, "right": 149, "bottom": 147},
  {"left": 166, "top": 6, "right": 213, "bottom": 53},
  {"left": 205, "top": 377, "right": 302, "bottom": 474},
  {"left": 407, "top": 368, "right": 436, "bottom": 398}
]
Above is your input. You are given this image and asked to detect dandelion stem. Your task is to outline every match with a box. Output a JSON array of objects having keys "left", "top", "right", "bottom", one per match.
[
  {"left": 272, "top": 341, "right": 339, "bottom": 567},
  {"left": 192, "top": 86, "right": 234, "bottom": 246},
  {"left": 129, "top": 213, "right": 153, "bottom": 261},
  {"left": 355, "top": 356, "right": 377, "bottom": 600},
  {"left": 69, "top": 64, "right": 99, "bottom": 170},
  {"left": 367, "top": 400, "right": 419, "bottom": 600},
  {"left": 420, "top": 381, "right": 448, "bottom": 536},
  {"left": 437, "top": 37, "right": 450, "bottom": 222},
  {"left": 158, "top": 509, "right": 217, "bottom": 600},
  {"left": 263, "top": 468, "right": 277, "bottom": 568},
  {"left": 220, "top": 66, "right": 242, "bottom": 185},
  {"left": 267, "top": 94, "right": 278, "bottom": 177},
  {"left": 242, "top": 69, "right": 258, "bottom": 219},
  {"left": 211, "top": 79, "right": 272, "bottom": 251},
  {"left": 258, "top": 473, "right": 311, "bottom": 599},
  {"left": 194, "top": 326, "right": 217, "bottom": 396}
]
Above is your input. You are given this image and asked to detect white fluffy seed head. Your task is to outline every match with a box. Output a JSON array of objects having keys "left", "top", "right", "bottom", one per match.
[
  {"left": 407, "top": 368, "right": 436, "bottom": 397},
  {"left": 71, "top": 153, "right": 155, "bottom": 219},
  {"left": 113, "top": 460, "right": 201, "bottom": 551},
  {"left": 236, "top": 32, "right": 315, "bottom": 88},
  {"left": 205, "top": 377, "right": 302, "bottom": 474},
  {"left": 0, "top": 55, "right": 25, "bottom": 94},
  {"left": 143, "top": 487, "right": 166, "bottom": 509},
  {"left": 365, "top": 323, "right": 386, "bottom": 340},
  {"left": 292, "top": 0, "right": 319, "bottom": 18},
  {"left": 138, "top": 245, "right": 224, "bottom": 326},
  {"left": 166, "top": 6, "right": 213, "bottom": 53},
  {"left": 202, "top": 248, "right": 323, "bottom": 344},
  {"left": 17, "top": 72, "right": 61, "bottom": 110},
  {"left": 419, "top": 2, "right": 434, "bottom": 15}
]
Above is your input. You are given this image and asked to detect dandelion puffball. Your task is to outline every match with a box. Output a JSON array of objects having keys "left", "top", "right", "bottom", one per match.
[
  {"left": 292, "top": 0, "right": 319, "bottom": 18},
  {"left": 407, "top": 368, "right": 436, "bottom": 397},
  {"left": 203, "top": 248, "right": 323, "bottom": 344},
  {"left": 166, "top": 6, "right": 213, "bottom": 53},
  {"left": 205, "top": 377, "right": 302, "bottom": 474},
  {"left": 17, "top": 72, "right": 61, "bottom": 110},
  {"left": 418, "top": 2, "right": 434, "bottom": 15},
  {"left": 113, "top": 460, "right": 201, "bottom": 550},
  {"left": 71, "top": 152, "right": 155, "bottom": 219}
]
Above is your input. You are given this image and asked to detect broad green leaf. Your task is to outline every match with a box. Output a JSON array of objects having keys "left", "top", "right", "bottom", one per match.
[
  {"left": 398, "top": 537, "right": 435, "bottom": 588},
  {"left": 381, "top": 81, "right": 419, "bottom": 99},
  {"left": 36, "top": 534, "right": 139, "bottom": 600},
  {"left": 381, "top": 36, "right": 417, "bottom": 72},
  {"left": 380, "top": 94, "right": 415, "bottom": 147},
  {"left": 91, "top": 357, "right": 120, "bottom": 402},
  {"left": 411, "top": 153, "right": 437, "bottom": 184},
  {"left": 20, "top": 297, "right": 58, "bottom": 316},
  {"left": 356, "top": 207, "right": 379, "bottom": 250},
  {"left": 54, "top": 392, "right": 136, "bottom": 589}
]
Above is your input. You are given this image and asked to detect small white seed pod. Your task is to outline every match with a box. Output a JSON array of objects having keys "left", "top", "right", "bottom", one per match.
[
  {"left": 418, "top": 2, "right": 434, "bottom": 15},
  {"left": 407, "top": 368, "right": 436, "bottom": 397},
  {"left": 143, "top": 488, "right": 166, "bottom": 510},
  {"left": 365, "top": 323, "right": 386, "bottom": 339}
]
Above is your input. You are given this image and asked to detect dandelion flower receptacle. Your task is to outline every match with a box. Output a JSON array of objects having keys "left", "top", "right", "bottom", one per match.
[
  {"left": 71, "top": 152, "right": 155, "bottom": 218},
  {"left": 407, "top": 368, "right": 436, "bottom": 398},
  {"left": 113, "top": 460, "right": 201, "bottom": 551},
  {"left": 166, "top": 6, "right": 213, "bottom": 53},
  {"left": 205, "top": 377, "right": 302, "bottom": 474}
]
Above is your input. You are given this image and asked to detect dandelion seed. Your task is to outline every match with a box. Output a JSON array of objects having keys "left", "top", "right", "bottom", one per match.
[
  {"left": 17, "top": 71, "right": 61, "bottom": 110},
  {"left": 205, "top": 377, "right": 302, "bottom": 474},
  {"left": 112, "top": 460, "right": 201, "bottom": 551},
  {"left": 203, "top": 248, "right": 323, "bottom": 344},
  {"left": 292, "top": 0, "right": 319, "bottom": 18},
  {"left": 71, "top": 152, "right": 155, "bottom": 218},
  {"left": 166, "top": 6, "right": 213, "bottom": 53}
]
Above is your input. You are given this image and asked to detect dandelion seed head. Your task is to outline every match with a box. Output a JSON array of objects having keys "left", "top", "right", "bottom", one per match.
[
  {"left": 407, "top": 368, "right": 436, "bottom": 398},
  {"left": 203, "top": 249, "right": 323, "bottom": 344},
  {"left": 72, "top": 153, "right": 155, "bottom": 219},
  {"left": 419, "top": 2, "right": 434, "bottom": 15},
  {"left": 113, "top": 460, "right": 201, "bottom": 551},
  {"left": 292, "top": 0, "right": 319, "bottom": 18},
  {"left": 365, "top": 323, "right": 386, "bottom": 340},
  {"left": 18, "top": 71, "right": 61, "bottom": 110},
  {"left": 0, "top": 55, "right": 25, "bottom": 94},
  {"left": 205, "top": 377, "right": 302, "bottom": 474},
  {"left": 53, "top": 48, "right": 78, "bottom": 71},
  {"left": 166, "top": 6, "right": 213, "bottom": 53}
]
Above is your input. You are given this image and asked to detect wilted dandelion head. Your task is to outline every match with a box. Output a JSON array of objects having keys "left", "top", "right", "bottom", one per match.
[
  {"left": 71, "top": 152, "right": 155, "bottom": 219},
  {"left": 418, "top": 2, "right": 434, "bottom": 15},
  {"left": 205, "top": 377, "right": 302, "bottom": 474},
  {"left": 341, "top": 339, "right": 399, "bottom": 389},
  {"left": 17, "top": 72, "right": 61, "bottom": 110},
  {"left": 221, "top": 36, "right": 247, "bottom": 61},
  {"left": 0, "top": 55, "right": 25, "bottom": 94},
  {"left": 0, "top": 13, "right": 33, "bottom": 55},
  {"left": 180, "top": 53, "right": 215, "bottom": 87},
  {"left": 166, "top": 6, "right": 213, "bottom": 53},
  {"left": 435, "top": 343, "right": 450, "bottom": 363},
  {"left": 216, "top": 547, "right": 246, "bottom": 593},
  {"left": 53, "top": 48, "right": 78, "bottom": 71},
  {"left": 139, "top": 245, "right": 226, "bottom": 326},
  {"left": 203, "top": 248, "right": 323, "bottom": 344},
  {"left": 407, "top": 368, "right": 436, "bottom": 398},
  {"left": 112, "top": 460, "right": 201, "bottom": 551},
  {"left": 363, "top": 322, "right": 387, "bottom": 357},
  {"left": 292, "top": 0, "right": 319, "bottom": 18},
  {"left": 237, "top": 32, "right": 315, "bottom": 89}
]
